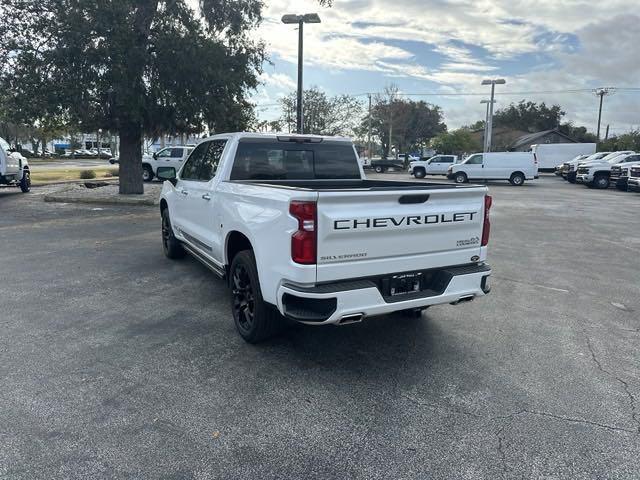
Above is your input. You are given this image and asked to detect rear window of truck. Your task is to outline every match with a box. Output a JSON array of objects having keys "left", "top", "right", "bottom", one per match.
[{"left": 230, "top": 140, "right": 361, "bottom": 180}]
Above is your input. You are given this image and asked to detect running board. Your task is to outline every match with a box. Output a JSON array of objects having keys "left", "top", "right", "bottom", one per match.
[{"left": 182, "top": 242, "right": 225, "bottom": 278}]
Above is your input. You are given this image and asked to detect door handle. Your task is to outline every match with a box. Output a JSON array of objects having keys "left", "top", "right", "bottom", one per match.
[
  {"left": 180, "top": 188, "right": 188, "bottom": 196},
  {"left": 202, "top": 193, "right": 211, "bottom": 201}
]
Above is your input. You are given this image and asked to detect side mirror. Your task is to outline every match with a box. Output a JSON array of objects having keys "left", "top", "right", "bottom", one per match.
[
  {"left": 152, "top": 152, "right": 158, "bottom": 160},
  {"left": 156, "top": 166, "right": 177, "bottom": 185}
]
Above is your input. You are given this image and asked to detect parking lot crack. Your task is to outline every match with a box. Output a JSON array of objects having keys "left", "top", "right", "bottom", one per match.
[
  {"left": 522, "top": 409, "right": 635, "bottom": 433},
  {"left": 585, "top": 334, "right": 640, "bottom": 434},
  {"left": 495, "top": 427, "right": 509, "bottom": 478}
]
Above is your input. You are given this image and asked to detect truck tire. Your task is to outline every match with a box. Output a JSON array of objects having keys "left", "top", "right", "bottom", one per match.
[
  {"left": 142, "top": 164, "right": 154, "bottom": 182},
  {"left": 374, "top": 166, "right": 385, "bottom": 173},
  {"left": 161, "top": 208, "right": 186, "bottom": 259},
  {"left": 230, "top": 250, "right": 282, "bottom": 343},
  {"left": 20, "top": 170, "right": 31, "bottom": 193},
  {"left": 593, "top": 173, "right": 609, "bottom": 189},
  {"left": 453, "top": 172, "right": 467, "bottom": 184},
  {"left": 414, "top": 168, "right": 426, "bottom": 179},
  {"left": 509, "top": 172, "right": 525, "bottom": 186}
]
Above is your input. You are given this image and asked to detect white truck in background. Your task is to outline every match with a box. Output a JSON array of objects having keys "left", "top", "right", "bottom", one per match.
[
  {"left": 531, "top": 143, "right": 596, "bottom": 171},
  {"left": 158, "top": 133, "right": 492, "bottom": 343},
  {"left": 409, "top": 155, "right": 459, "bottom": 178},
  {"left": 0, "top": 137, "right": 31, "bottom": 193},
  {"left": 110, "top": 145, "right": 194, "bottom": 182}
]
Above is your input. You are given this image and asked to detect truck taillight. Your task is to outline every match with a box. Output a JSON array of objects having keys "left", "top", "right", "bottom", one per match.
[
  {"left": 481, "top": 195, "right": 492, "bottom": 247},
  {"left": 290, "top": 201, "right": 317, "bottom": 264}
]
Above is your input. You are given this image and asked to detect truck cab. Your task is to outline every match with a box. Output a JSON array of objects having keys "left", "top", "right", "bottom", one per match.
[
  {"left": 409, "top": 155, "right": 459, "bottom": 178},
  {"left": 0, "top": 137, "right": 31, "bottom": 193}
]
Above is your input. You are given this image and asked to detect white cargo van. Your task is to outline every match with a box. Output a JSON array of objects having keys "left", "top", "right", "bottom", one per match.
[
  {"left": 447, "top": 152, "right": 537, "bottom": 186},
  {"left": 531, "top": 143, "right": 596, "bottom": 171}
]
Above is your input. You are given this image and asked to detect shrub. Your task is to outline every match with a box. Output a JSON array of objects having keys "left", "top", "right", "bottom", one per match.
[
  {"left": 79, "top": 169, "right": 96, "bottom": 179},
  {"left": 108, "top": 168, "right": 119, "bottom": 177}
]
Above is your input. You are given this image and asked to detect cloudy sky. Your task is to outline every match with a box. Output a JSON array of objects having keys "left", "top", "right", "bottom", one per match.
[{"left": 253, "top": 0, "right": 640, "bottom": 134}]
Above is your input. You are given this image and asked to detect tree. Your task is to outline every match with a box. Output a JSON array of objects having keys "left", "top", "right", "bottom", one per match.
[
  {"left": 362, "top": 85, "right": 446, "bottom": 159},
  {"left": 279, "top": 87, "right": 362, "bottom": 136},
  {"left": 599, "top": 130, "right": 640, "bottom": 151},
  {"left": 558, "top": 123, "right": 597, "bottom": 143},
  {"left": 494, "top": 101, "right": 565, "bottom": 132},
  {"left": 431, "top": 129, "right": 481, "bottom": 155},
  {"left": 0, "top": 0, "right": 282, "bottom": 194}
]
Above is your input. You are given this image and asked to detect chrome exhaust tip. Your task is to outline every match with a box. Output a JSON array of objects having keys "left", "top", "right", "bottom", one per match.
[
  {"left": 337, "top": 313, "right": 364, "bottom": 325},
  {"left": 450, "top": 295, "right": 475, "bottom": 305}
]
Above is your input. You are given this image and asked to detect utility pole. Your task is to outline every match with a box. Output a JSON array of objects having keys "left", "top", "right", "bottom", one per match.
[
  {"left": 367, "top": 93, "right": 372, "bottom": 159},
  {"left": 605, "top": 124, "right": 610, "bottom": 140},
  {"left": 595, "top": 88, "right": 612, "bottom": 143}
]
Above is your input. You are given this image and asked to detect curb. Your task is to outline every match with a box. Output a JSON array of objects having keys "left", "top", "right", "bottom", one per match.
[
  {"left": 43, "top": 185, "right": 158, "bottom": 206},
  {"left": 32, "top": 178, "right": 119, "bottom": 187},
  {"left": 43, "top": 194, "right": 157, "bottom": 206}
]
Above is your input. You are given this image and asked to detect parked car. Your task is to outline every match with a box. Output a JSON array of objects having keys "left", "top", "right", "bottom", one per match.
[
  {"left": 447, "top": 152, "right": 537, "bottom": 185},
  {"left": 627, "top": 165, "right": 640, "bottom": 192},
  {"left": 0, "top": 137, "right": 31, "bottom": 193},
  {"left": 609, "top": 156, "right": 640, "bottom": 190},
  {"left": 157, "top": 133, "right": 492, "bottom": 343},
  {"left": 370, "top": 158, "right": 404, "bottom": 173},
  {"left": 409, "top": 155, "right": 459, "bottom": 178},
  {"left": 575, "top": 152, "right": 638, "bottom": 189},
  {"left": 531, "top": 143, "right": 596, "bottom": 171},
  {"left": 564, "top": 152, "right": 611, "bottom": 183},
  {"left": 558, "top": 154, "right": 589, "bottom": 177}
]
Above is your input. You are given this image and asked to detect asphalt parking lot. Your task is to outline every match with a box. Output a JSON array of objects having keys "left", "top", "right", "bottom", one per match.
[{"left": 1, "top": 175, "right": 639, "bottom": 479}]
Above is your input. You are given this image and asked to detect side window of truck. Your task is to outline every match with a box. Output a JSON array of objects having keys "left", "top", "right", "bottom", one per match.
[
  {"left": 465, "top": 154, "right": 483, "bottom": 165},
  {"left": 170, "top": 148, "right": 184, "bottom": 158},
  {"left": 180, "top": 142, "right": 209, "bottom": 180},
  {"left": 198, "top": 140, "right": 227, "bottom": 181}
]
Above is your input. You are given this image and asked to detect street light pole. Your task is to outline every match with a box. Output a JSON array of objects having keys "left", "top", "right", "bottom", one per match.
[
  {"left": 480, "top": 99, "right": 495, "bottom": 153},
  {"left": 297, "top": 20, "right": 304, "bottom": 134},
  {"left": 481, "top": 78, "right": 505, "bottom": 152},
  {"left": 282, "top": 13, "right": 321, "bottom": 135}
]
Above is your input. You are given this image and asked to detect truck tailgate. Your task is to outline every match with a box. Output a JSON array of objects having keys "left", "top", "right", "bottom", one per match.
[{"left": 316, "top": 187, "right": 487, "bottom": 282}]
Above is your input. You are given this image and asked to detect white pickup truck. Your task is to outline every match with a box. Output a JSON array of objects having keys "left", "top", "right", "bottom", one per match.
[
  {"left": 409, "top": 155, "right": 459, "bottom": 178},
  {"left": 158, "top": 133, "right": 492, "bottom": 343},
  {"left": 0, "top": 137, "right": 31, "bottom": 192},
  {"left": 110, "top": 145, "right": 194, "bottom": 182}
]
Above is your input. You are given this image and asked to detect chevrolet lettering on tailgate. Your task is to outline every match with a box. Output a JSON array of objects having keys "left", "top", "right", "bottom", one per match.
[{"left": 333, "top": 212, "right": 478, "bottom": 230}]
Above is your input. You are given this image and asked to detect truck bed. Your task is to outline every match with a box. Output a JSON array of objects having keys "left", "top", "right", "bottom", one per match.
[{"left": 228, "top": 179, "right": 481, "bottom": 191}]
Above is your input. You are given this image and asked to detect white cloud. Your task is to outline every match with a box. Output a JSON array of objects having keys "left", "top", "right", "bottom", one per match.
[
  {"left": 252, "top": 1, "right": 640, "bottom": 132},
  {"left": 260, "top": 72, "right": 297, "bottom": 91}
]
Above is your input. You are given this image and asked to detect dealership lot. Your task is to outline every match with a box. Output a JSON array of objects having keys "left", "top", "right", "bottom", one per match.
[{"left": 1, "top": 175, "right": 638, "bottom": 479}]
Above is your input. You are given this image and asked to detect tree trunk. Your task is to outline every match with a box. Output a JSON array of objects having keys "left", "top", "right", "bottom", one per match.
[{"left": 118, "top": 123, "right": 144, "bottom": 194}]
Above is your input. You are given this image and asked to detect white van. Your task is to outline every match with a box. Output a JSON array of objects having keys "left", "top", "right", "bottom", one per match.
[
  {"left": 531, "top": 143, "right": 596, "bottom": 171},
  {"left": 447, "top": 152, "right": 537, "bottom": 186}
]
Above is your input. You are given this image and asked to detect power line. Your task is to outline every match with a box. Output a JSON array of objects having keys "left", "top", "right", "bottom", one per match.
[{"left": 347, "top": 87, "right": 640, "bottom": 97}]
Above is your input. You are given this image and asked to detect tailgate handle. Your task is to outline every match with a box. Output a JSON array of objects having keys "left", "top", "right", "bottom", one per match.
[{"left": 398, "top": 194, "right": 430, "bottom": 204}]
